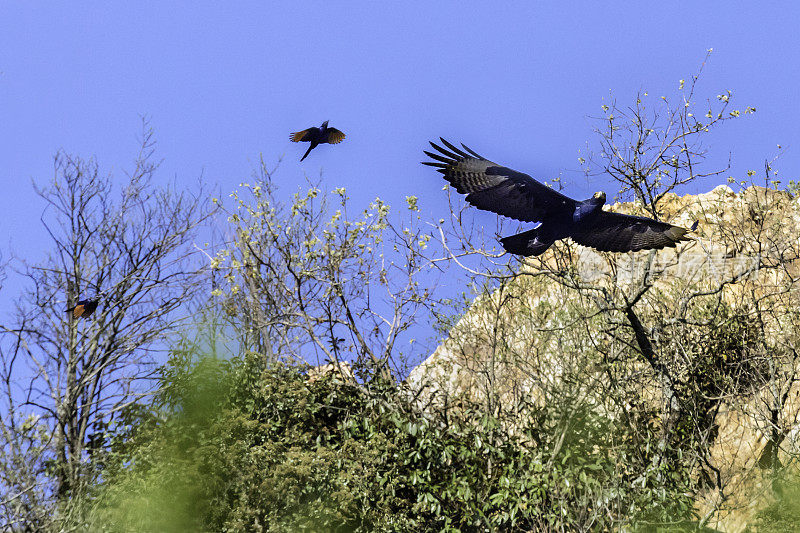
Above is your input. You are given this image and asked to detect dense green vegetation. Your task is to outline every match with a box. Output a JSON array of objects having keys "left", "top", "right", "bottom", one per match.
[{"left": 72, "top": 345, "right": 699, "bottom": 532}]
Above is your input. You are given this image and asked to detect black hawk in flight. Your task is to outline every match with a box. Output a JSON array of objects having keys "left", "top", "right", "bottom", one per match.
[
  {"left": 290, "top": 120, "right": 346, "bottom": 161},
  {"left": 423, "top": 139, "right": 697, "bottom": 257},
  {"left": 66, "top": 297, "right": 100, "bottom": 319}
]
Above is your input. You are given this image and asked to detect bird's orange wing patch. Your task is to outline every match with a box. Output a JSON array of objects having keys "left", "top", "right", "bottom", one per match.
[
  {"left": 326, "top": 128, "right": 346, "bottom": 144},
  {"left": 290, "top": 128, "right": 314, "bottom": 142},
  {"left": 73, "top": 305, "right": 85, "bottom": 318}
]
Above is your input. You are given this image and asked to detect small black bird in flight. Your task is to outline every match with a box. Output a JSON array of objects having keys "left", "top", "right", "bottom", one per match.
[
  {"left": 423, "top": 139, "right": 697, "bottom": 257},
  {"left": 290, "top": 120, "right": 346, "bottom": 161},
  {"left": 66, "top": 297, "right": 100, "bottom": 319}
]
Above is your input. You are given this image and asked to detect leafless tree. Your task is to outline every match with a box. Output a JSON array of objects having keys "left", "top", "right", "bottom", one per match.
[
  {"left": 212, "top": 157, "right": 444, "bottom": 382},
  {"left": 0, "top": 124, "right": 213, "bottom": 529}
]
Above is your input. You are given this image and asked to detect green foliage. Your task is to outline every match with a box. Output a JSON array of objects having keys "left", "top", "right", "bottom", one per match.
[
  {"left": 748, "top": 474, "right": 800, "bottom": 532},
  {"left": 72, "top": 344, "right": 699, "bottom": 532},
  {"left": 787, "top": 179, "right": 800, "bottom": 197},
  {"left": 661, "top": 301, "right": 769, "bottom": 463},
  {"left": 691, "top": 304, "right": 766, "bottom": 397}
]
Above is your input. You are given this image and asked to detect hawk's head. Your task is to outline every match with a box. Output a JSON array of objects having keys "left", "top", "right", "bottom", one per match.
[{"left": 592, "top": 191, "right": 606, "bottom": 203}]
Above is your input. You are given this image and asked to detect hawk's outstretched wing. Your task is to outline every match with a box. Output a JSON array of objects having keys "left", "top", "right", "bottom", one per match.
[
  {"left": 290, "top": 128, "right": 315, "bottom": 142},
  {"left": 572, "top": 211, "right": 695, "bottom": 252},
  {"left": 324, "top": 128, "right": 346, "bottom": 144},
  {"left": 423, "top": 138, "right": 575, "bottom": 223}
]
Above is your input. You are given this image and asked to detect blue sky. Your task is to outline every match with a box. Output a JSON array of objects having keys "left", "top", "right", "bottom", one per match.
[{"left": 1, "top": 2, "right": 798, "bottom": 315}]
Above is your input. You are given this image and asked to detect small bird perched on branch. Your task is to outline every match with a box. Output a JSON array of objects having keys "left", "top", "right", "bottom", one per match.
[
  {"left": 290, "top": 120, "right": 346, "bottom": 161},
  {"left": 66, "top": 297, "right": 100, "bottom": 319},
  {"left": 423, "top": 138, "right": 698, "bottom": 256}
]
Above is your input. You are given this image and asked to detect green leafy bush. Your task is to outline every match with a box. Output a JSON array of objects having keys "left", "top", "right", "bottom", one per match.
[{"left": 77, "top": 346, "right": 697, "bottom": 532}]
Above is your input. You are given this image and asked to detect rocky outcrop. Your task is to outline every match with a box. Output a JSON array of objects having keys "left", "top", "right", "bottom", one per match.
[{"left": 409, "top": 185, "right": 800, "bottom": 532}]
